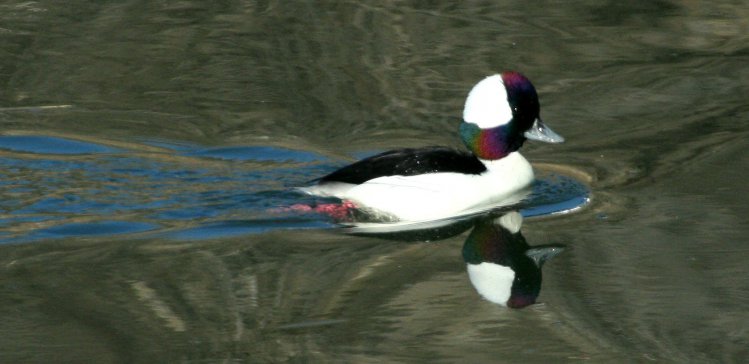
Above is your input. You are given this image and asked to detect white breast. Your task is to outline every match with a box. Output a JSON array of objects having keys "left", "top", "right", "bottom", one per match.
[{"left": 305, "top": 152, "right": 534, "bottom": 222}]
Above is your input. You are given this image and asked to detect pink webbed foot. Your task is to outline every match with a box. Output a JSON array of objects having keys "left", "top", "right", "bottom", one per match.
[{"left": 276, "top": 200, "right": 358, "bottom": 221}]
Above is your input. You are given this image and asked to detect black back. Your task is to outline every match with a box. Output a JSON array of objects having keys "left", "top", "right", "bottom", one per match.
[{"left": 318, "top": 146, "right": 486, "bottom": 185}]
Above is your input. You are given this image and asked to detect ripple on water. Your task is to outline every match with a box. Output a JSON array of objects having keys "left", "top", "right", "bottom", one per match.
[
  {"left": 520, "top": 169, "right": 591, "bottom": 218},
  {"left": 36, "top": 221, "right": 159, "bottom": 238},
  {"left": 183, "top": 146, "right": 322, "bottom": 163},
  {"left": 0, "top": 135, "right": 589, "bottom": 243},
  {"left": 0, "top": 135, "right": 118, "bottom": 154}
]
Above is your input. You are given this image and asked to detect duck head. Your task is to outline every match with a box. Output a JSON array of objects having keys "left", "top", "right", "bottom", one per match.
[{"left": 460, "top": 72, "right": 564, "bottom": 160}]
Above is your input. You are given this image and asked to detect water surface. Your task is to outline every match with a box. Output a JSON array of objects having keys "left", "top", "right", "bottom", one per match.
[{"left": 1, "top": 1, "right": 748, "bottom": 362}]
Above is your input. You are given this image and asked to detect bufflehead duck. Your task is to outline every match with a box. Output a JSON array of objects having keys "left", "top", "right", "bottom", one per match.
[{"left": 301, "top": 72, "right": 564, "bottom": 222}]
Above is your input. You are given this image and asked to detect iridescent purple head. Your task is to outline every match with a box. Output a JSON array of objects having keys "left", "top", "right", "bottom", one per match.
[
  {"left": 501, "top": 72, "right": 540, "bottom": 131},
  {"left": 460, "top": 72, "right": 563, "bottom": 160}
]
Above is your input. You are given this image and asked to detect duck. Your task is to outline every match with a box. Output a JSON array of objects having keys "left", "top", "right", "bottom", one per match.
[{"left": 300, "top": 72, "right": 564, "bottom": 222}]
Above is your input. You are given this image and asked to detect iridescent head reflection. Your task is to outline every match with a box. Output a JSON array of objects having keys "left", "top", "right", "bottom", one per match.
[{"left": 462, "top": 212, "right": 564, "bottom": 308}]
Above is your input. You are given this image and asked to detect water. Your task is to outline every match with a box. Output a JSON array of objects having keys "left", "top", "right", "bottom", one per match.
[
  {"left": 0, "top": 135, "right": 585, "bottom": 243},
  {"left": 1, "top": 1, "right": 748, "bottom": 362}
]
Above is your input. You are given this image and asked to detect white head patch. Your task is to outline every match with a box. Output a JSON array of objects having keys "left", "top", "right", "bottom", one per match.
[
  {"left": 467, "top": 262, "right": 515, "bottom": 305},
  {"left": 462, "top": 75, "right": 513, "bottom": 129},
  {"left": 495, "top": 211, "right": 523, "bottom": 234}
]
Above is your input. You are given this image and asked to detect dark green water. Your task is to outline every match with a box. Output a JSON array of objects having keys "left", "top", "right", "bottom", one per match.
[{"left": 1, "top": 1, "right": 748, "bottom": 362}]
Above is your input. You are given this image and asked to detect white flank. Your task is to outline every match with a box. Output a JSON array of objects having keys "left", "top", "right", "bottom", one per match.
[
  {"left": 462, "top": 74, "right": 513, "bottom": 129},
  {"left": 467, "top": 262, "right": 515, "bottom": 306},
  {"left": 321, "top": 151, "right": 533, "bottom": 222},
  {"left": 297, "top": 182, "right": 356, "bottom": 197}
]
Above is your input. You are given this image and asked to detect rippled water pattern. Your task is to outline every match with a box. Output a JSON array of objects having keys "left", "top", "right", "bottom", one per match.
[
  {"left": 1, "top": 1, "right": 748, "bottom": 362},
  {"left": 0, "top": 135, "right": 587, "bottom": 243}
]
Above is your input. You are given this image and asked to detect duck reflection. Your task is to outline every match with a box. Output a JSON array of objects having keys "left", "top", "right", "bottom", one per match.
[
  {"left": 347, "top": 210, "right": 564, "bottom": 308},
  {"left": 462, "top": 212, "right": 564, "bottom": 308}
]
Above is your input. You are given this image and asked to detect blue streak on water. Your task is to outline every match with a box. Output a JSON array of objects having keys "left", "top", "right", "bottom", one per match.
[
  {"left": 37, "top": 221, "right": 158, "bottom": 237},
  {"left": 0, "top": 136, "right": 589, "bottom": 244},
  {"left": 0, "top": 135, "right": 118, "bottom": 154},
  {"left": 167, "top": 218, "right": 334, "bottom": 240}
]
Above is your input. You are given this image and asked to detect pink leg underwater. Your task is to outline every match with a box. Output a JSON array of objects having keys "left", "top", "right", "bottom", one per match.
[{"left": 276, "top": 200, "right": 358, "bottom": 221}]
